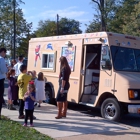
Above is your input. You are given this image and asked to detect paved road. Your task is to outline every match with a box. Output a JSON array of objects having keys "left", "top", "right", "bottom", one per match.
[
  {"left": 3, "top": 80, "right": 140, "bottom": 140},
  {"left": 67, "top": 103, "right": 140, "bottom": 131}
]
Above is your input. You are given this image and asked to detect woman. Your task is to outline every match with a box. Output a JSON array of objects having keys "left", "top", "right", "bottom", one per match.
[{"left": 55, "top": 56, "right": 71, "bottom": 119}]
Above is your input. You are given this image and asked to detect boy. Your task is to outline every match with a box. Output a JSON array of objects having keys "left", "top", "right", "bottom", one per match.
[{"left": 17, "top": 65, "right": 33, "bottom": 119}]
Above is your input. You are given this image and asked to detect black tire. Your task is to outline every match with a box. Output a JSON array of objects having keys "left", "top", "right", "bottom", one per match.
[
  {"left": 101, "top": 98, "right": 121, "bottom": 122},
  {"left": 45, "top": 87, "right": 56, "bottom": 105}
]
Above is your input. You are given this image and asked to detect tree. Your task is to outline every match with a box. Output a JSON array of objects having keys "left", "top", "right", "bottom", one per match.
[
  {"left": 35, "top": 20, "right": 57, "bottom": 37},
  {"left": 109, "top": 0, "right": 140, "bottom": 36},
  {"left": 85, "top": 0, "right": 120, "bottom": 32},
  {"left": 85, "top": 20, "right": 101, "bottom": 33},
  {"left": 122, "top": 2, "right": 140, "bottom": 36},
  {"left": 0, "top": 0, "right": 32, "bottom": 57},
  {"left": 86, "top": 0, "right": 140, "bottom": 36},
  {"left": 91, "top": 0, "right": 118, "bottom": 31},
  {"left": 16, "top": 32, "right": 36, "bottom": 57},
  {"left": 35, "top": 18, "right": 82, "bottom": 37},
  {"left": 59, "top": 18, "right": 82, "bottom": 35}
]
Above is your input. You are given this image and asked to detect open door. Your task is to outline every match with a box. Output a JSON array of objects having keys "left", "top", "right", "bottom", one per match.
[
  {"left": 80, "top": 45, "right": 87, "bottom": 100},
  {"left": 80, "top": 44, "right": 101, "bottom": 105}
]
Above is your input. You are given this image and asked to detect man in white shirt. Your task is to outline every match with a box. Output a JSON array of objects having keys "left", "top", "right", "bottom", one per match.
[
  {"left": 14, "top": 55, "right": 23, "bottom": 78},
  {"left": 0, "top": 48, "right": 8, "bottom": 119},
  {"left": 13, "top": 55, "right": 23, "bottom": 105}
]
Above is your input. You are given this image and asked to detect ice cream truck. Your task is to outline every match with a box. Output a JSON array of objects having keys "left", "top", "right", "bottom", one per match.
[{"left": 28, "top": 32, "right": 140, "bottom": 121}]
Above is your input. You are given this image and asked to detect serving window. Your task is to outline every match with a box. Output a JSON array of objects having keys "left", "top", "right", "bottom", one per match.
[{"left": 42, "top": 52, "right": 56, "bottom": 71}]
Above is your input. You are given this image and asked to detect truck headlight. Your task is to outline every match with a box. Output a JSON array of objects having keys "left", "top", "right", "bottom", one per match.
[{"left": 128, "top": 90, "right": 139, "bottom": 100}]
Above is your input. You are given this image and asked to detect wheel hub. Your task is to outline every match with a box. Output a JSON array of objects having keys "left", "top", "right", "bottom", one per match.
[{"left": 105, "top": 103, "right": 116, "bottom": 118}]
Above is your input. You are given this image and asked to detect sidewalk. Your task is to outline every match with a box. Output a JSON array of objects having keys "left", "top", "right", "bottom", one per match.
[{"left": 2, "top": 99, "right": 140, "bottom": 140}]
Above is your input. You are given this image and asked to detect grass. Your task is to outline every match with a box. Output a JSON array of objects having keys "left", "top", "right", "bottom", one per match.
[{"left": 0, "top": 116, "right": 54, "bottom": 140}]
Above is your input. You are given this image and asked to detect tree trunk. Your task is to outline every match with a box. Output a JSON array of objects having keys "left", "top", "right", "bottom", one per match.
[{"left": 100, "top": 0, "right": 106, "bottom": 31}]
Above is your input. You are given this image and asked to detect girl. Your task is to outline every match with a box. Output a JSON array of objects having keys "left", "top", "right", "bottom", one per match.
[
  {"left": 11, "top": 59, "right": 17, "bottom": 68},
  {"left": 23, "top": 81, "right": 35, "bottom": 127},
  {"left": 34, "top": 72, "right": 46, "bottom": 107},
  {"left": 7, "top": 69, "right": 18, "bottom": 110},
  {"left": 32, "top": 70, "right": 37, "bottom": 81},
  {"left": 31, "top": 70, "right": 38, "bottom": 107},
  {"left": 55, "top": 56, "right": 71, "bottom": 119}
]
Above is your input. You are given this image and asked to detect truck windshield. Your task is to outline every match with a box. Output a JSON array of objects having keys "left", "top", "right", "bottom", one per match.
[{"left": 111, "top": 46, "right": 140, "bottom": 72}]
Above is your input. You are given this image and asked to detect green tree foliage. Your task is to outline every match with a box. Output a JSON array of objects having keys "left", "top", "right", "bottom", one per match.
[
  {"left": 86, "top": 0, "right": 140, "bottom": 36},
  {"left": 87, "top": 0, "right": 119, "bottom": 31},
  {"left": 16, "top": 32, "right": 36, "bottom": 57},
  {"left": 59, "top": 18, "right": 82, "bottom": 35},
  {"left": 0, "top": 0, "right": 32, "bottom": 57},
  {"left": 35, "top": 20, "right": 57, "bottom": 37},
  {"left": 110, "top": 0, "right": 140, "bottom": 36},
  {"left": 85, "top": 20, "right": 101, "bottom": 32},
  {"left": 35, "top": 18, "right": 82, "bottom": 37}
]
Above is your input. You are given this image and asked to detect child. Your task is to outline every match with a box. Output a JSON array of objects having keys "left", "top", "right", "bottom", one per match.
[
  {"left": 32, "top": 70, "right": 37, "bottom": 81},
  {"left": 23, "top": 81, "right": 35, "bottom": 127},
  {"left": 17, "top": 65, "right": 33, "bottom": 119},
  {"left": 31, "top": 70, "right": 38, "bottom": 106},
  {"left": 7, "top": 69, "right": 18, "bottom": 110},
  {"left": 34, "top": 72, "right": 46, "bottom": 107}
]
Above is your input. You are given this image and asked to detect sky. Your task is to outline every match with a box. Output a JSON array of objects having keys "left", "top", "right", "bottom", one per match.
[{"left": 20, "top": 0, "right": 96, "bottom": 33}]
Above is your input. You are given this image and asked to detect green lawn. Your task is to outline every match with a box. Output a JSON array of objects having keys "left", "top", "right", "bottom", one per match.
[{"left": 0, "top": 116, "right": 54, "bottom": 140}]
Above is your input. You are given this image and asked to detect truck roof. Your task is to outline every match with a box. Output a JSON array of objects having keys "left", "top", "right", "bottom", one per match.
[{"left": 29, "top": 32, "right": 140, "bottom": 42}]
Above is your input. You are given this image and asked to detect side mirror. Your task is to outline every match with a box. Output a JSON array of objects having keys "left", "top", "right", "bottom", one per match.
[
  {"left": 101, "top": 45, "right": 112, "bottom": 70},
  {"left": 105, "top": 60, "right": 112, "bottom": 70},
  {"left": 101, "top": 60, "right": 112, "bottom": 70}
]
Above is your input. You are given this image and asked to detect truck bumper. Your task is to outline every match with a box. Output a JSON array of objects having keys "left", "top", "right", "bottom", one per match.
[{"left": 128, "top": 105, "right": 140, "bottom": 114}]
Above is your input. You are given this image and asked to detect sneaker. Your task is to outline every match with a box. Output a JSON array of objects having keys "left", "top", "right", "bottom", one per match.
[
  {"left": 29, "top": 124, "right": 34, "bottom": 127},
  {"left": 18, "top": 115, "right": 25, "bottom": 119},
  {"left": 23, "top": 123, "right": 27, "bottom": 127}
]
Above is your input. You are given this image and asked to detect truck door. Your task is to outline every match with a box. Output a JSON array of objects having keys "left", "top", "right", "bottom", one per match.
[
  {"left": 80, "top": 44, "right": 101, "bottom": 104},
  {"left": 80, "top": 45, "right": 87, "bottom": 100},
  {"left": 100, "top": 44, "right": 116, "bottom": 94}
]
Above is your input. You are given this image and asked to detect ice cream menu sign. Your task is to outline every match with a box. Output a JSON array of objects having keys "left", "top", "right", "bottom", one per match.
[{"left": 61, "top": 45, "right": 76, "bottom": 71}]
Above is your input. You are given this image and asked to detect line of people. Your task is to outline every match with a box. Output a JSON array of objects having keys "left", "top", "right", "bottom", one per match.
[
  {"left": 7, "top": 56, "right": 71, "bottom": 126},
  {"left": 0, "top": 48, "right": 71, "bottom": 127},
  {"left": 8, "top": 64, "right": 46, "bottom": 126}
]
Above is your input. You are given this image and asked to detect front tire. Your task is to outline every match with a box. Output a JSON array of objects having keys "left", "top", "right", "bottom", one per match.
[
  {"left": 45, "top": 87, "right": 56, "bottom": 105},
  {"left": 101, "top": 98, "right": 121, "bottom": 122}
]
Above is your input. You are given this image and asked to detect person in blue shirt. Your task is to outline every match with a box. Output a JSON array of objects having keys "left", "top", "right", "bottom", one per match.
[
  {"left": 23, "top": 81, "right": 35, "bottom": 127},
  {"left": 0, "top": 48, "right": 8, "bottom": 119}
]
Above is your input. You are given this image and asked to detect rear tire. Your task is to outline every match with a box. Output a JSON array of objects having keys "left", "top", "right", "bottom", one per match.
[
  {"left": 45, "top": 87, "right": 56, "bottom": 105},
  {"left": 101, "top": 98, "right": 121, "bottom": 122}
]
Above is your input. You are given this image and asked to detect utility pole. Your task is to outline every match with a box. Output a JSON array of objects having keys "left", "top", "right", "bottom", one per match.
[
  {"left": 57, "top": 14, "right": 59, "bottom": 35},
  {"left": 13, "top": 0, "right": 16, "bottom": 59}
]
